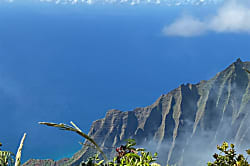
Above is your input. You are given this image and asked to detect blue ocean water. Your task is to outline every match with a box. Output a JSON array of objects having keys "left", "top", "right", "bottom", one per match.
[{"left": 0, "top": 2, "right": 249, "bottom": 162}]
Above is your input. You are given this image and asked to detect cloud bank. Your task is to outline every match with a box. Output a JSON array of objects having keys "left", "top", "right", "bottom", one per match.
[
  {"left": 0, "top": 0, "right": 222, "bottom": 5},
  {"left": 163, "top": 0, "right": 250, "bottom": 37},
  {"left": 38, "top": 0, "right": 221, "bottom": 5}
]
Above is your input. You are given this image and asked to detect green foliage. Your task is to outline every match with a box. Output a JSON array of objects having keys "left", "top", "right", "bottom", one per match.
[
  {"left": 0, "top": 149, "right": 15, "bottom": 166},
  {"left": 124, "top": 138, "right": 136, "bottom": 149},
  {"left": 207, "top": 142, "right": 250, "bottom": 166},
  {"left": 80, "top": 139, "right": 159, "bottom": 166},
  {"left": 110, "top": 138, "right": 158, "bottom": 166},
  {"left": 81, "top": 154, "right": 105, "bottom": 166},
  {"left": 116, "top": 151, "right": 158, "bottom": 165}
]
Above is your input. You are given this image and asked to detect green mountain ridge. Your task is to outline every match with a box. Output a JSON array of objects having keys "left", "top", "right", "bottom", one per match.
[{"left": 23, "top": 58, "right": 250, "bottom": 166}]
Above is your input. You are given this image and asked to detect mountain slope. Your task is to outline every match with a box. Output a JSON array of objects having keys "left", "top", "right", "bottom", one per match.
[{"left": 23, "top": 59, "right": 250, "bottom": 166}]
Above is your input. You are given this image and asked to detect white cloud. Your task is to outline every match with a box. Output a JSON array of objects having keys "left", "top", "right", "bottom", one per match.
[
  {"left": 163, "top": 15, "right": 206, "bottom": 37},
  {"left": 209, "top": 1, "right": 250, "bottom": 32},
  {"left": 163, "top": 0, "right": 250, "bottom": 37}
]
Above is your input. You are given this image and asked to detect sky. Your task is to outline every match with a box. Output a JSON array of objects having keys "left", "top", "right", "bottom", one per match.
[{"left": 0, "top": 0, "right": 250, "bottom": 163}]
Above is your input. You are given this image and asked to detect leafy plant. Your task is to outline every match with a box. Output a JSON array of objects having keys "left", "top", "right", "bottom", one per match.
[
  {"left": 0, "top": 150, "right": 15, "bottom": 166},
  {"left": 81, "top": 154, "right": 105, "bottom": 166},
  {"left": 207, "top": 142, "right": 250, "bottom": 166},
  {"left": 0, "top": 133, "right": 26, "bottom": 166},
  {"left": 110, "top": 138, "right": 158, "bottom": 166}
]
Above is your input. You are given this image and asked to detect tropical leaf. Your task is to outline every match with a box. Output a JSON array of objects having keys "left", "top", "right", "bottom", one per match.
[
  {"left": 0, "top": 151, "right": 15, "bottom": 166},
  {"left": 136, "top": 148, "right": 145, "bottom": 152},
  {"left": 245, "top": 69, "right": 250, "bottom": 74},
  {"left": 39, "top": 121, "right": 107, "bottom": 161},
  {"left": 125, "top": 153, "right": 140, "bottom": 159},
  {"left": 79, "top": 142, "right": 96, "bottom": 149},
  {"left": 124, "top": 138, "right": 136, "bottom": 148}
]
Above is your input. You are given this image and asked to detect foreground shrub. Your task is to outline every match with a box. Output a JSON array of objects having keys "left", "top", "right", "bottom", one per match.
[
  {"left": 0, "top": 149, "right": 15, "bottom": 166},
  {"left": 80, "top": 139, "right": 158, "bottom": 166},
  {"left": 207, "top": 142, "right": 250, "bottom": 166},
  {"left": 109, "top": 138, "right": 158, "bottom": 166}
]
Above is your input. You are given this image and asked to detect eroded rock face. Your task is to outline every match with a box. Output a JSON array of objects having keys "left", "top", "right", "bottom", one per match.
[
  {"left": 23, "top": 59, "right": 250, "bottom": 166},
  {"left": 22, "top": 158, "right": 69, "bottom": 166}
]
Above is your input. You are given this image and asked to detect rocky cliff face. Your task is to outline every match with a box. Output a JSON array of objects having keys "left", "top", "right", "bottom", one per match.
[
  {"left": 22, "top": 158, "right": 69, "bottom": 166},
  {"left": 23, "top": 59, "right": 250, "bottom": 166}
]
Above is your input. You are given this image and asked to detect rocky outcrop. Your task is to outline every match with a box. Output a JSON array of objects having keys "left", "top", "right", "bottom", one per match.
[
  {"left": 23, "top": 59, "right": 250, "bottom": 166},
  {"left": 22, "top": 158, "right": 69, "bottom": 166}
]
